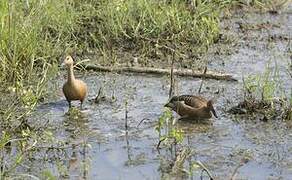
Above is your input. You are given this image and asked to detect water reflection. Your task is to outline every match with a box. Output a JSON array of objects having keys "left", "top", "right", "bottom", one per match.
[
  {"left": 63, "top": 108, "right": 91, "bottom": 180},
  {"left": 175, "top": 120, "right": 213, "bottom": 135}
]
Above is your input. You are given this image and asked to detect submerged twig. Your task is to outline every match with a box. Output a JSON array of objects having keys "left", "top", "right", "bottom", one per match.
[
  {"left": 125, "top": 101, "right": 129, "bottom": 131},
  {"left": 171, "top": 147, "right": 192, "bottom": 174},
  {"left": 230, "top": 158, "right": 248, "bottom": 180},
  {"left": 94, "top": 86, "right": 105, "bottom": 103},
  {"left": 79, "top": 64, "right": 237, "bottom": 81}
]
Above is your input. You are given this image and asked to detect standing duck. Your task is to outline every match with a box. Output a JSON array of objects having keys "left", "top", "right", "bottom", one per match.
[
  {"left": 62, "top": 55, "right": 87, "bottom": 108},
  {"left": 165, "top": 95, "right": 218, "bottom": 121}
]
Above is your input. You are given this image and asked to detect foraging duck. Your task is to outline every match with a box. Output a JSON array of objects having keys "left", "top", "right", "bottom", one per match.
[
  {"left": 62, "top": 55, "right": 87, "bottom": 108},
  {"left": 165, "top": 95, "right": 218, "bottom": 120}
]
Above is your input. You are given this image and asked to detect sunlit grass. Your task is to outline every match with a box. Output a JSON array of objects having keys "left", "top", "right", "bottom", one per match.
[{"left": 0, "top": 0, "right": 291, "bottom": 177}]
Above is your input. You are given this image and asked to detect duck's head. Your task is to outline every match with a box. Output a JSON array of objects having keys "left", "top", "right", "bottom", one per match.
[
  {"left": 168, "top": 96, "right": 179, "bottom": 103},
  {"left": 164, "top": 96, "right": 176, "bottom": 109},
  {"left": 62, "top": 55, "right": 74, "bottom": 67},
  {"left": 164, "top": 100, "right": 183, "bottom": 111},
  {"left": 207, "top": 100, "right": 218, "bottom": 118},
  {"left": 164, "top": 101, "right": 174, "bottom": 109}
]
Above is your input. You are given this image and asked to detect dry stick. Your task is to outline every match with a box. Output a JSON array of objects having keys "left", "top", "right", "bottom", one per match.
[
  {"left": 124, "top": 130, "right": 133, "bottom": 163},
  {"left": 156, "top": 137, "right": 167, "bottom": 150},
  {"left": 79, "top": 64, "right": 237, "bottom": 81},
  {"left": 195, "top": 161, "right": 214, "bottom": 180},
  {"left": 125, "top": 101, "right": 128, "bottom": 131},
  {"left": 287, "top": 33, "right": 292, "bottom": 78},
  {"left": 35, "top": 141, "right": 86, "bottom": 150},
  {"left": 94, "top": 86, "right": 103, "bottom": 102},
  {"left": 137, "top": 118, "right": 149, "bottom": 127},
  {"left": 198, "top": 66, "right": 208, "bottom": 94},
  {"left": 169, "top": 51, "right": 175, "bottom": 98}
]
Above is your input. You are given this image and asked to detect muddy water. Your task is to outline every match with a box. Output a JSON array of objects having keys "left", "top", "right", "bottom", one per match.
[
  {"left": 20, "top": 72, "right": 291, "bottom": 180},
  {"left": 6, "top": 7, "right": 292, "bottom": 180}
]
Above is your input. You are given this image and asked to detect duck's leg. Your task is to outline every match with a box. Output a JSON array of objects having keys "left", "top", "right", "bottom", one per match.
[
  {"left": 178, "top": 115, "right": 190, "bottom": 121},
  {"left": 172, "top": 118, "right": 179, "bottom": 125},
  {"left": 80, "top": 100, "right": 83, "bottom": 109},
  {"left": 172, "top": 115, "right": 189, "bottom": 125},
  {"left": 68, "top": 101, "right": 72, "bottom": 108}
]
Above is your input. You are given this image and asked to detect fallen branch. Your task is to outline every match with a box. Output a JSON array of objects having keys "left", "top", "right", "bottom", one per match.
[{"left": 79, "top": 64, "right": 237, "bottom": 81}]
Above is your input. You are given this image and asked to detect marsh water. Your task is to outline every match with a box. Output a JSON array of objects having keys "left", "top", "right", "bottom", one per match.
[{"left": 5, "top": 7, "right": 292, "bottom": 180}]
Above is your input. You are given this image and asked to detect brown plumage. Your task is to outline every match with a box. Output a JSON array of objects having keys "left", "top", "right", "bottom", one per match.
[
  {"left": 165, "top": 95, "right": 218, "bottom": 121},
  {"left": 168, "top": 95, "right": 208, "bottom": 108},
  {"left": 62, "top": 55, "right": 87, "bottom": 108}
]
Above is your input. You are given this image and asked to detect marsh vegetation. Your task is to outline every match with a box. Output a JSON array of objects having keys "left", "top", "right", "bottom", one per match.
[{"left": 0, "top": 0, "right": 291, "bottom": 179}]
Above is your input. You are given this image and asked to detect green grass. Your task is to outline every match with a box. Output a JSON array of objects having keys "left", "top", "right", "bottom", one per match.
[
  {"left": 0, "top": 0, "right": 234, "bottom": 122},
  {"left": 1, "top": 0, "right": 289, "bottom": 88},
  {"left": 0, "top": 0, "right": 291, "bottom": 178},
  {"left": 0, "top": 0, "right": 233, "bottom": 82},
  {"left": 0, "top": 0, "right": 74, "bottom": 131},
  {"left": 74, "top": 0, "right": 229, "bottom": 65}
]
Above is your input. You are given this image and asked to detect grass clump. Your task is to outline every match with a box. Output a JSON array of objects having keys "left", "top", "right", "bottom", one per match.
[
  {"left": 234, "top": 0, "right": 290, "bottom": 12},
  {"left": 74, "top": 0, "right": 232, "bottom": 66},
  {"left": 0, "top": 0, "right": 77, "bottom": 121},
  {"left": 229, "top": 64, "right": 292, "bottom": 121},
  {"left": 0, "top": 0, "right": 76, "bottom": 117},
  {"left": 0, "top": 0, "right": 75, "bottom": 83}
]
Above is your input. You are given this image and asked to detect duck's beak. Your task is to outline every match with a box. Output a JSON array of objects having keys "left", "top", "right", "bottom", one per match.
[
  {"left": 164, "top": 102, "right": 170, "bottom": 107},
  {"left": 211, "top": 106, "right": 218, "bottom": 118},
  {"left": 164, "top": 102, "right": 173, "bottom": 109}
]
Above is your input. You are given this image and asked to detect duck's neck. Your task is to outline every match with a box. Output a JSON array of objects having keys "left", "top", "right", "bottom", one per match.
[{"left": 67, "top": 64, "right": 75, "bottom": 83}]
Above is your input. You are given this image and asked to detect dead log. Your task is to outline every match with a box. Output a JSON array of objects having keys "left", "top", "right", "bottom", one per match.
[{"left": 79, "top": 64, "right": 237, "bottom": 81}]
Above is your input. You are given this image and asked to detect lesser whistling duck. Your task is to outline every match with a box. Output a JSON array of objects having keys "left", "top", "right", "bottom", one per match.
[
  {"left": 165, "top": 95, "right": 218, "bottom": 121},
  {"left": 62, "top": 55, "right": 87, "bottom": 108}
]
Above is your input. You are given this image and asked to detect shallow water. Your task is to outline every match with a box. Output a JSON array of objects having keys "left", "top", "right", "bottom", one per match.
[
  {"left": 16, "top": 71, "right": 291, "bottom": 180},
  {"left": 4, "top": 6, "right": 292, "bottom": 180}
]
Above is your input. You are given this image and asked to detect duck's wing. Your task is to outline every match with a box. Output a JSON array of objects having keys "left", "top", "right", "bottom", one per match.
[{"left": 177, "top": 95, "right": 207, "bottom": 108}]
